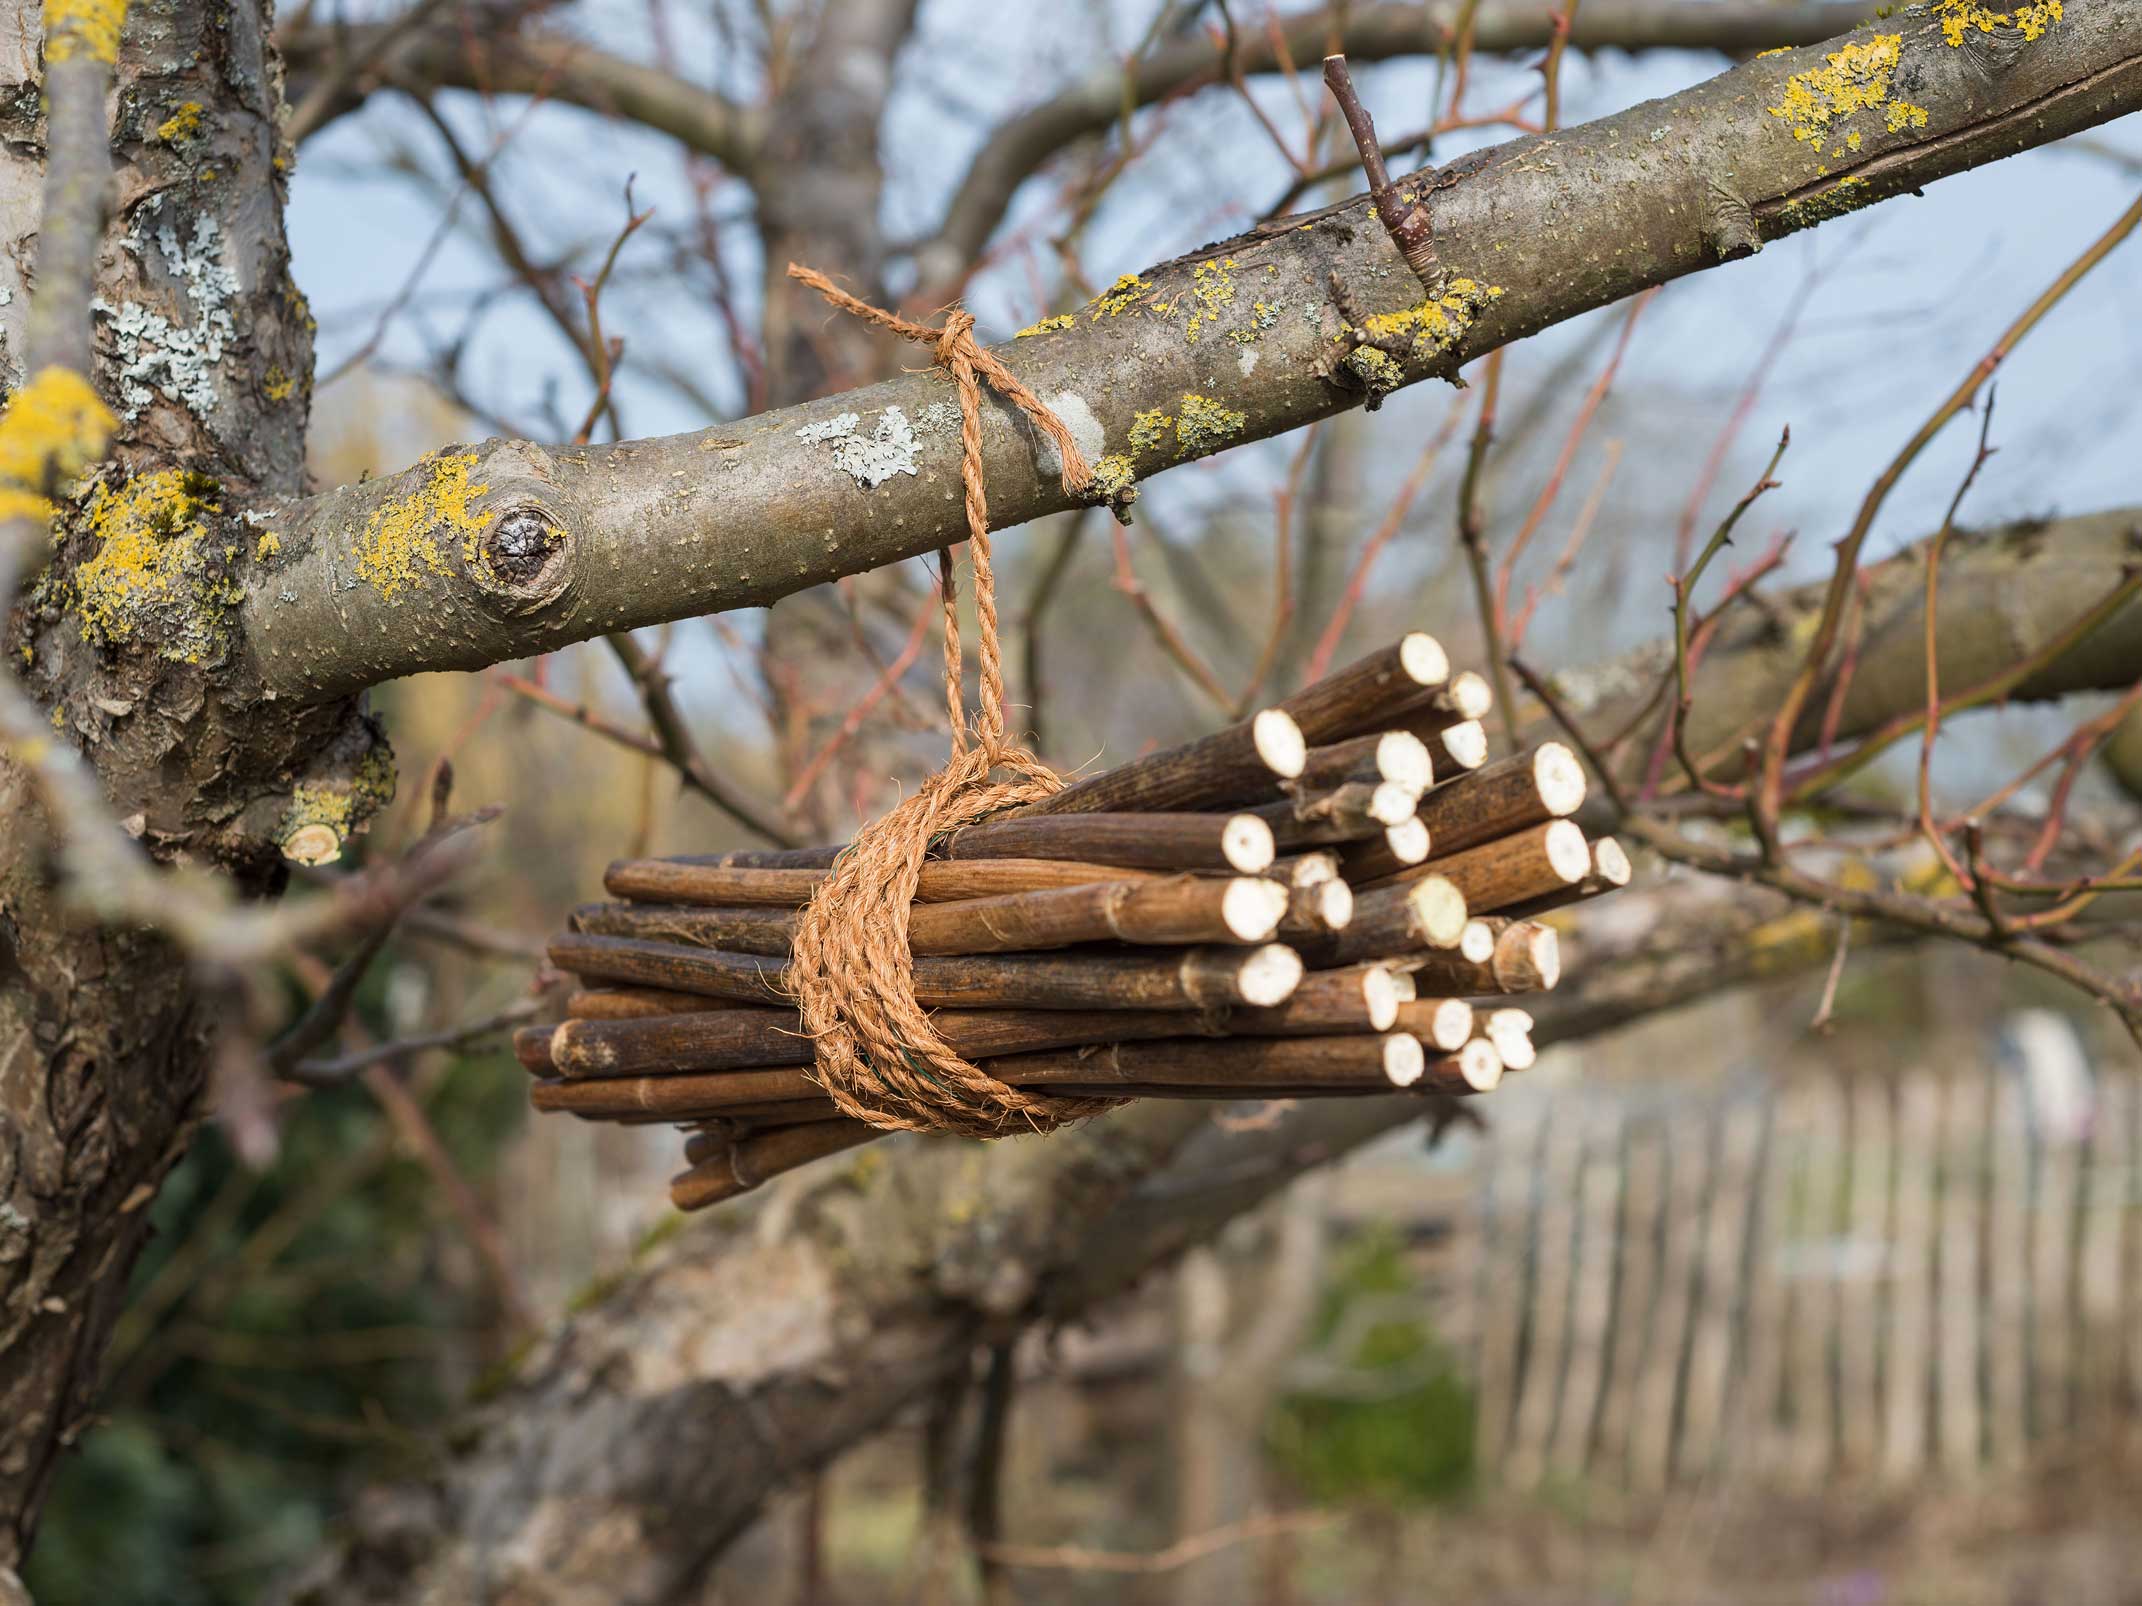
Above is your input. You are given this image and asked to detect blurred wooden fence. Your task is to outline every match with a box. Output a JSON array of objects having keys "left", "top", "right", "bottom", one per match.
[{"left": 1448, "top": 1064, "right": 2142, "bottom": 1489}]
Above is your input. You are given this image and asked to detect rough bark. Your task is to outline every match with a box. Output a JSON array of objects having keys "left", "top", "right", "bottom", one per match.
[
  {"left": 247, "top": 5, "right": 2142, "bottom": 702},
  {"left": 0, "top": 0, "right": 379, "bottom": 1562}
]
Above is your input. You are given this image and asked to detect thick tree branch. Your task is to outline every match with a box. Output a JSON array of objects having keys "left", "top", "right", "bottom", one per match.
[
  {"left": 246, "top": 7, "right": 2142, "bottom": 704},
  {"left": 278, "top": 12, "right": 763, "bottom": 171},
  {"left": 920, "top": 0, "right": 1875, "bottom": 285}
]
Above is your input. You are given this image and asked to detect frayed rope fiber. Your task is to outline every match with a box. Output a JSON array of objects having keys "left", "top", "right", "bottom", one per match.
[{"left": 781, "top": 264, "right": 1120, "bottom": 1139}]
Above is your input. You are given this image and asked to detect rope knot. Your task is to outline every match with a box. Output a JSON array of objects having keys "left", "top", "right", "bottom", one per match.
[{"left": 780, "top": 263, "right": 1119, "bottom": 1140}]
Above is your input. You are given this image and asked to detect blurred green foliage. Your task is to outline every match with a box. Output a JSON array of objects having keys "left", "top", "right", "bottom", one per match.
[
  {"left": 1267, "top": 1229, "right": 1476, "bottom": 1507},
  {"left": 25, "top": 986, "right": 524, "bottom": 1606}
]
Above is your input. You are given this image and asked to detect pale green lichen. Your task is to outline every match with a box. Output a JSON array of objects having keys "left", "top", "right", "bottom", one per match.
[
  {"left": 1343, "top": 346, "right": 1405, "bottom": 397},
  {"left": 1174, "top": 394, "right": 1246, "bottom": 454},
  {"left": 71, "top": 467, "right": 239, "bottom": 663},
  {"left": 1128, "top": 407, "right": 1174, "bottom": 455},
  {"left": 1090, "top": 453, "right": 1136, "bottom": 500},
  {"left": 355, "top": 451, "right": 488, "bottom": 599},
  {"left": 1778, "top": 174, "right": 1874, "bottom": 226}
]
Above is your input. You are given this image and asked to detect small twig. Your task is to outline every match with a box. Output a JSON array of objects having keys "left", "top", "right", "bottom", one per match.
[
  {"left": 1916, "top": 392, "right": 2002, "bottom": 893},
  {"left": 606, "top": 631, "right": 799, "bottom": 845},
  {"left": 1322, "top": 54, "right": 1440, "bottom": 290},
  {"left": 570, "top": 176, "right": 654, "bottom": 443},
  {"left": 1668, "top": 427, "right": 1790, "bottom": 797},
  {"left": 1303, "top": 394, "right": 1466, "bottom": 681},
  {"left": 783, "top": 584, "right": 937, "bottom": 809},
  {"left": 1235, "top": 423, "right": 1320, "bottom": 715},
  {"left": 1020, "top": 514, "right": 1089, "bottom": 752},
  {"left": 1455, "top": 353, "right": 1519, "bottom": 750},
  {"left": 286, "top": 999, "right": 542, "bottom": 1088},
  {"left": 1809, "top": 916, "right": 1852, "bottom": 1033}
]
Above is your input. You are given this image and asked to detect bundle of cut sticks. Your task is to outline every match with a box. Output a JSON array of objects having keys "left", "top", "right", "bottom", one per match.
[{"left": 515, "top": 635, "right": 1631, "bottom": 1211}]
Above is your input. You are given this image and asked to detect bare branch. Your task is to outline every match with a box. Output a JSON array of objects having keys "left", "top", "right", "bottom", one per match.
[{"left": 252, "top": 11, "right": 2142, "bottom": 704}]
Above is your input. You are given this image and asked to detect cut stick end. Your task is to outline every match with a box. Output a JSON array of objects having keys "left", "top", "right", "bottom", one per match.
[
  {"left": 1488, "top": 1007, "right": 1537, "bottom": 1072},
  {"left": 1369, "top": 779, "right": 1420, "bottom": 827},
  {"left": 1225, "top": 877, "right": 1291, "bottom": 942},
  {"left": 1363, "top": 965, "right": 1402, "bottom": 1032},
  {"left": 1441, "top": 720, "right": 1488, "bottom": 771},
  {"left": 1289, "top": 850, "right": 1339, "bottom": 888},
  {"left": 1224, "top": 812, "right": 1278, "bottom": 874},
  {"left": 1407, "top": 874, "right": 1469, "bottom": 949},
  {"left": 1497, "top": 921, "right": 1561, "bottom": 991},
  {"left": 1318, "top": 878, "right": 1355, "bottom": 930},
  {"left": 1383, "top": 1032, "right": 1427, "bottom": 1088},
  {"left": 1448, "top": 670, "right": 1494, "bottom": 721},
  {"left": 1458, "top": 919, "right": 1496, "bottom": 964},
  {"left": 1375, "top": 730, "right": 1434, "bottom": 793},
  {"left": 1240, "top": 943, "right": 1305, "bottom": 1007},
  {"left": 1399, "top": 631, "right": 1450, "bottom": 689},
  {"left": 1459, "top": 1037, "right": 1504, "bottom": 1092},
  {"left": 1385, "top": 815, "right": 1430, "bottom": 865},
  {"left": 1253, "top": 708, "right": 1308, "bottom": 780},
  {"left": 1428, "top": 998, "right": 1474, "bottom": 1052},
  {"left": 1544, "top": 818, "right": 1593, "bottom": 884},
  {"left": 1592, "top": 835, "right": 1633, "bottom": 887},
  {"left": 1535, "top": 741, "right": 1588, "bottom": 818}
]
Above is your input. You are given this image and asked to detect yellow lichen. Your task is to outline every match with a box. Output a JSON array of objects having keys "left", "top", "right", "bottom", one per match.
[
  {"left": 1127, "top": 407, "right": 1174, "bottom": 455},
  {"left": 1090, "top": 453, "right": 1136, "bottom": 500},
  {"left": 1088, "top": 273, "right": 1151, "bottom": 320},
  {"left": 0, "top": 367, "right": 115, "bottom": 525},
  {"left": 354, "top": 451, "right": 489, "bottom": 600},
  {"left": 255, "top": 531, "right": 281, "bottom": 560},
  {"left": 280, "top": 745, "right": 397, "bottom": 865},
  {"left": 1182, "top": 257, "right": 1238, "bottom": 344},
  {"left": 1174, "top": 394, "right": 1246, "bottom": 455},
  {"left": 71, "top": 468, "right": 231, "bottom": 660},
  {"left": 262, "top": 365, "right": 295, "bottom": 401},
  {"left": 1933, "top": 0, "right": 2060, "bottom": 45},
  {"left": 1343, "top": 346, "right": 1405, "bottom": 396},
  {"left": 44, "top": 0, "right": 124, "bottom": 62},
  {"left": 1885, "top": 100, "right": 1929, "bottom": 132},
  {"left": 1015, "top": 314, "right": 1076, "bottom": 337},
  {"left": 1344, "top": 277, "right": 1504, "bottom": 362},
  {"left": 1767, "top": 35, "right": 1904, "bottom": 144},
  {"left": 156, "top": 101, "right": 204, "bottom": 143}
]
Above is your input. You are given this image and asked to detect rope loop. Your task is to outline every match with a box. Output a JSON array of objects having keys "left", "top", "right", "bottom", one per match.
[{"left": 781, "top": 264, "right": 1115, "bottom": 1139}]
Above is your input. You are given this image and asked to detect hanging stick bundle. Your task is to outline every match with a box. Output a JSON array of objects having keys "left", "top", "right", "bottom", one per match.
[{"left": 518, "top": 267, "right": 1631, "bottom": 1211}]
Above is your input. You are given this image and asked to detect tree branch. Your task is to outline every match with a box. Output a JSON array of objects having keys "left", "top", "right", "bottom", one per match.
[
  {"left": 247, "top": 7, "right": 2142, "bottom": 704},
  {"left": 918, "top": 0, "right": 1876, "bottom": 284},
  {"left": 278, "top": 12, "right": 763, "bottom": 171}
]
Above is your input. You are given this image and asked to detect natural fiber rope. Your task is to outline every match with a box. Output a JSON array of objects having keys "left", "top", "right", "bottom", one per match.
[{"left": 782, "top": 264, "right": 1119, "bottom": 1139}]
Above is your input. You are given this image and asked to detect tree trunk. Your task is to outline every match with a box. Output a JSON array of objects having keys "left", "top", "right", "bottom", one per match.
[{"left": 0, "top": 0, "right": 368, "bottom": 1560}]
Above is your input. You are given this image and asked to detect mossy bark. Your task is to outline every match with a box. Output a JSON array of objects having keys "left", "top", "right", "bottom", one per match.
[{"left": 0, "top": 0, "right": 368, "bottom": 1561}]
